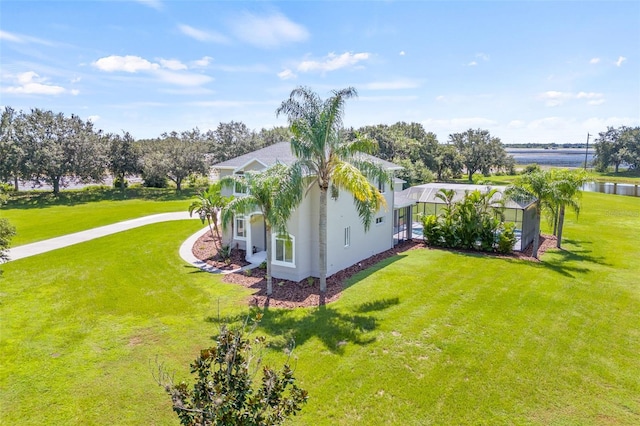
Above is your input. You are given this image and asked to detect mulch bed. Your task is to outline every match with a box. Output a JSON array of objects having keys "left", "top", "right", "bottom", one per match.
[
  {"left": 191, "top": 232, "right": 250, "bottom": 271},
  {"left": 191, "top": 230, "right": 556, "bottom": 309}
]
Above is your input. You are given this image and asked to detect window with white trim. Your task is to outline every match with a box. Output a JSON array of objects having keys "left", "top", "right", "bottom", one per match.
[
  {"left": 377, "top": 178, "right": 386, "bottom": 194},
  {"left": 273, "top": 233, "right": 295, "bottom": 267},
  {"left": 233, "top": 172, "right": 247, "bottom": 195},
  {"left": 375, "top": 216, "right": 385, "bottom": 225},
  {"left": 234, "top": 215, "right": 246, "bottom": 239},
  {"left": 344, "top": 226, "right": 351, "bottom": 247}
]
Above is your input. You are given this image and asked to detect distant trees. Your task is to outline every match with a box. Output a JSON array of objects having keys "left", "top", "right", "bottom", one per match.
[
  {"left": 107, "top": 132, "right": 141, "bottom": 190},
  {"left": 12, "top": 109, "right": 106, "bottom": 194},
  {"left": 0, "top": 107, "right": 26, "bottom": 191},
  {"left": 593, "top": 126, "right": 640, "bottom": 172},
  {"left": 138, "top": 131, "right": 208, "bottom": 190},
  {"left": 449, "top": 129, "right": 513, "bottom": 181},
  {"left": 0, "top": 187, "right": 16, "bottom": 265}
]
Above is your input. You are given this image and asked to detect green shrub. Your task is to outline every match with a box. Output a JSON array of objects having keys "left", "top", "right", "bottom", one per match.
[
  {"left": 143, "top": 174, "right": 168, "bottom": 188},
  {"left": 522, "top": 163, "right": 542, "bottom": 175},
  {"left": 113, "top": 176, "right": 128, "bottom": 189},
  {"left": 497, "top": 222, "right": 517, "bottom": 254}
]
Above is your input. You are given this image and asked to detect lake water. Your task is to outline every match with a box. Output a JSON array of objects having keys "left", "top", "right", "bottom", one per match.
[{"left": 506, "top": 148, "right": 593, "bottom": 168}]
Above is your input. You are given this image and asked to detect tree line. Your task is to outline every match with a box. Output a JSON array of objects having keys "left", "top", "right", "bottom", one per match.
[
  {"left": 593, "top": 126, "right": 640, "bottom": 172},
  {"left": 0, "top": 108, "right": 293, "bottom": 194}
]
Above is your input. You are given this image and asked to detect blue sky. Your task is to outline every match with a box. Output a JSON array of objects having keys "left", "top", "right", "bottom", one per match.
[{"left": 1, "top": 1, "right": 638, "bottom": 144}]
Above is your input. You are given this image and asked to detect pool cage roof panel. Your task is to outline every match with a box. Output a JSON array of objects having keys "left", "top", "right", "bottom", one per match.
[{"left": 398, "top": 183, "right": 537, "bottom": 210}]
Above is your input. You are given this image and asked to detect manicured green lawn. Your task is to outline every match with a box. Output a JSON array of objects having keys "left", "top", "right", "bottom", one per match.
[
  {"left": 1, "top": 187, "right": 196, "bottom": 245},
  {"left": 1, "top": 192, "right": 639, "bottom": 424}
]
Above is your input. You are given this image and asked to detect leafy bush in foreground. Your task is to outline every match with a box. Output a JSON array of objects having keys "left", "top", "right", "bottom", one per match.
[{"left": 156, "top": 316, "right": 307, "bottom": 426}]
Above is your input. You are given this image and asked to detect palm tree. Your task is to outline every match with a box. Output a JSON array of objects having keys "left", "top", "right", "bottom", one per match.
[
  {"left": 276, "top": 87, "right": 390, "bottom": 293},
  {"left": 220, "top": 163, "right": 304, "bottom": 296},
  {"left": 548, "top": 169, "right": 588, "bottom": 248},
  {"left": 188, "top": 182, "right": 232, "bottom": 252},
  {"left": 507, "top": 170, "right": 552, "bottom": 259}
]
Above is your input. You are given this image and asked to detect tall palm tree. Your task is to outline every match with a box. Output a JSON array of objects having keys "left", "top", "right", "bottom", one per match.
[
  {"left": 276, "top": 87, "right": 390, "bottom": 293},
  {"left": 220, "top": 163, "right": 304, "bottom": 296},
  {"left": 548, "top": 169, "right": 588, "bottom": 248},
  {"left": 507, "top": 170, "right": 552, "bottom": 259},
  {"left": 188, "top": 182, "right": 232, "bottom": 252}
]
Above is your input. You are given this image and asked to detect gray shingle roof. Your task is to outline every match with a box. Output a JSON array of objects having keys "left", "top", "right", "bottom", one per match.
[{"left": 213, "top": 141, "right": 402, "bottom": 171}]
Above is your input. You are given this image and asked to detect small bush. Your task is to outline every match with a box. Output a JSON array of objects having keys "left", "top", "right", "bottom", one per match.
[
  {"left": 497, "top": 223, "right": 517, "bottom": 254},
  {"left": 143, "top": 174, "right": 168, "bottom": 188},
  {"left": 522, "top": 164, "right": 542, "bottom": 175},
  {"left": 113, "top": 176, "right": 128, "bottom": 189}
]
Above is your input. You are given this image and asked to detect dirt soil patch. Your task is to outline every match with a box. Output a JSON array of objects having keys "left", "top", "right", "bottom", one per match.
[{"left": 192, "top": 233, "right": 556, "bottom": 309}]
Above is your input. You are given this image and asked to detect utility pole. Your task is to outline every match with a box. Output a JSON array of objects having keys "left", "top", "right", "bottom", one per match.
[{"left": 583, "top": 133, "right": 591, "bottom": 170}]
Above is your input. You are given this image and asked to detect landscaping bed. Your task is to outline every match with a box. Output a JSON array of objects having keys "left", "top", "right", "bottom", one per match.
[{"left": 192, "top": 234, "right": 555, "bottom": 308}]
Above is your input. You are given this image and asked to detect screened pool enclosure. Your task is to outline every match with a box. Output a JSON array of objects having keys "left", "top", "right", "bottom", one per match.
[{"left": 393, "top": 183, "right": 538, "bottom": 251}]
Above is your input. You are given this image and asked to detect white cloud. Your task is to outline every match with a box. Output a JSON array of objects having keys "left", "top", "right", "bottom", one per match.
[
  {"left": 178, "top": 24, "right": 229, "bottom": 44},
  {"left": 615, "top": 56, "right": 627, "bottom": 67},
  {"left": 576, "top": 92, "right": 604, "bottom": 100},
  {"left": 589, "top": 57, "right": 600, "bottom": 64},
  {"left": 399, "top": 51, "right": 406, "bottom": 56},
  {"left": 93, "top": 55, "right": 159, "bottom": 73},
  {"left": 0, "top": 30, "right": 21, "bottom": 42},
  {"left": 539, "top": 90, "right": 604, "bottom": 106},
  {"left": 2, "top": 71, "right": 66, "bottom": 95},
  {"left": 191, "top": 56, "right": 213, "bottom": 68},
  {"left": 297, "top": 52, "right": 371, "bottom": 73},
  {"left": 508, "top": 120, "right": 526, "bottom": 129},
  {"left": 70, "top": 89, "right": 80, "bottom": 96},
  {"left": 93, "top": 55, "right": 213, "bottom": 87},
  {"left": 155, "top": 70, "right": 212, "bottom": 86},
  {"left": 435, "top": 95, "right": 446, "bottom": 102},
  {"left": 0, "top": 29, "right": 55, "bottom": 46},
  {"left": 277, "top": 69, "right": 297, "bottom": 80},
  {"left": 88, "top": 115, "right": 100, "bottom": 122},
  {"left": 476, "top": 53, "right": 490, "bottom": 61},
  {"left": 158, "top": 59, "right": 187, "bottom": 71},
  {"left": 134, "top": 0, "right": 163, "bottom": 11},
  {"left": 467, "top": 61, "right": 478, "bottom": 67},
  {"left": 538, "top": 91, "right": 572, "bottom": 106},
  {"left": 230, "top": 12, "right": 308, "bottom": 48},
  {"left": 363, "top": 79, "right": 421, "bottom": 90}
]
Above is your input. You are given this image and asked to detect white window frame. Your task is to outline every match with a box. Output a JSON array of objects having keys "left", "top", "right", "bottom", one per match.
[
  {"left": 234, "top": 215, "right": 246, "bottom": 240},
  {"left": 375, "top": 216, "right": 385, "bottom": 225},
  {"left": 233, "top": 172, "right": 247, "bottom": 196},
  {"left": 272, "top": 233, "right": 295, "bottom": 267},
  {"left": 344, "top": 226, "right": 351, "bottom": 247}
]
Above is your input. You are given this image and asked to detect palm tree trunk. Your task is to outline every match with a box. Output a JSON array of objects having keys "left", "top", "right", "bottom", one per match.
[
  {"left": 265, "top": 224, "right": 273, "bottom": 296},
  {"left": 552, "top": 210, "right": 558, "bottom": 236},
  {"left": 532, "top": 210, "right": 540, "bottom": 259},
  {"left": 556, "top": 205, "right": 565, "bottom": 248},
  {"left": 319, "top": 187, "right": 328, "bottom": 293}
]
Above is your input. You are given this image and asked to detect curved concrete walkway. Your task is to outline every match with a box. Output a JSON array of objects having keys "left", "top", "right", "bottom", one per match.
[
  {"left": 178, "top": 227, "right": 261, "bottom": 274},
  {"left": 6, "top": 212, "right": 263, "bottom": 274},
  {"left": 7, "top": 212, "right": 196, "bottom": 262}
]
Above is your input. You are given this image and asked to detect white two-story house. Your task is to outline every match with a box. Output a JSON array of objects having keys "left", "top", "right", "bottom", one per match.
[{"left": 213, "top": 142, "right": 409, "bottom": 282}]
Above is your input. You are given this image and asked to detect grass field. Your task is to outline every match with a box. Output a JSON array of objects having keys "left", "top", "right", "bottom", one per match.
[
  {"left": 1, "top": 191, "right": 639, "bottom": 424},
  {"left": 1, "top": 187, "right": 197, "bottom": 245}
]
